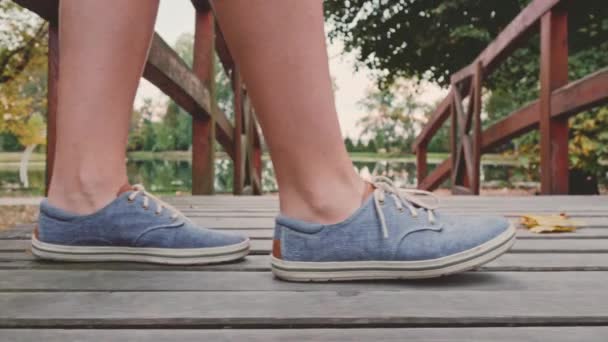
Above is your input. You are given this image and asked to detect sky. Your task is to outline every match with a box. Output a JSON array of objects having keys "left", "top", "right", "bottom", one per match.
[{"left": 137, "top": 0, "right": 447, "bottom": 138}]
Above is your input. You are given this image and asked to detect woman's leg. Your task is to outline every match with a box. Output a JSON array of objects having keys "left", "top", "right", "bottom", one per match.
[
  {"left": 35, "top": 0, "right": 249, "bottom": 265},
  {"left": 212, "top": 0, "right": 515, "bottom": 281},
  {"left": 212, "top": 0, "right": 366, "bottom": 224},
  {"left": 47, "top": 0, "right": 159, "bottom": 214}
]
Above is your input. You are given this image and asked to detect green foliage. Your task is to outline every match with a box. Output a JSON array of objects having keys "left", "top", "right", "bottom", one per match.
[
  {"left": 0, "top": 1, "right": 48, "bottom": 149},
  {"left": 0, "top": 0, "right": 47, "bottom": 84},
  {"left": 344, "top": 137, "right": 380, "bottom": 153},
  {"left": 0, "top": 131, "right": 22, "bottom": 151},
  {"left": 357, "top": 80, "right": 429, "bottom": 153},
  {"left": 326, "top": 0, "right": 608, "bottom": 184},
  {"left": 344, "top": 137, "right": 355, "bottom": 151},
  {"left": 569, "top": 108, "right": 608, "bottom": 179},
  {"left": 325, "top": 0, "right": 607, "bottom": 87},
  {"left": 127, "top": 32, "right": 233, "bottom": 152},
  {"left": 324, "top": 0, "right": 528, "bottom": 87},
  {"left": 427, "top": 120, "right": 450, "bottom": 153}
]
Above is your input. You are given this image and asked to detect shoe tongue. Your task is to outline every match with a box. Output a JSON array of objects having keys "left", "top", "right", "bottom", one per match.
[{"left": 116, "top": 183, "right": 133, "bottom": 197}]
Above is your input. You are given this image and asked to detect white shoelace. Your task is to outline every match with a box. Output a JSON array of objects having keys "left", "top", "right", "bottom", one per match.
[
  {"left": 371, "top": 176, "right": 440, "bottom": 238},
  {"left": 127, "top": 184, "right": 179, "bottom": 220}
]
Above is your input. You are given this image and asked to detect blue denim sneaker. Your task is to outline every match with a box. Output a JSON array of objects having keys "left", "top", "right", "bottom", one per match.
[
  {"left": 32, "top": 184, "right": 249, "bottom": 265},
  {"left": 271, "top": 177, "right": 516, "bottom": 281}
]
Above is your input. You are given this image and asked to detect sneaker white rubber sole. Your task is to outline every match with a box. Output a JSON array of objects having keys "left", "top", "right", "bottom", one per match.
[
  {"left": 271, "top": 224, "right": 516, "bottom": 282},
  {"left": 31, "top": 236, "right": 250, "bottom": 265}
]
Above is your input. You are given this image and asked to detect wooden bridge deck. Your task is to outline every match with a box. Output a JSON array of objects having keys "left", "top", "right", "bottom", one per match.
[{"left": 0, "top": 195, "right": 607, "bottom": 341}]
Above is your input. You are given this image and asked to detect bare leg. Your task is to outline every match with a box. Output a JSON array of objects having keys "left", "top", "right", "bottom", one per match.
[
  {"left": 213, "top": 0, "right": 366, "bottom": 223},
  {"left": 47, "top": 0, "right": 159, "bottom": 214}
]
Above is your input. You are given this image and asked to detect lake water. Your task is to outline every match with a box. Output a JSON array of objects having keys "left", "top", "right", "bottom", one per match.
[{"left": 0, "top": 157, "right": 535, "bottom": 196}]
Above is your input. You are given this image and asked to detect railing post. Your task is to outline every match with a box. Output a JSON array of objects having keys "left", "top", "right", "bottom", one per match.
[
  {"left": 191, "top": 8, "right": 216, "bottom": 195},
  {"left": 232, "top": 67, "right": 244, "bottom": 195},
  {"left": 450, "top": 95, "right": 457, "bottom": 189},
  {"left": 416, "top": 144, "right": 427, "bottom": 188},
  {"left": 252, "top": 119, "right": 263, "bottom": 195},
  {"left": 471, "top": 61, "right": 483, "bottom": 195},
  {"left": 539, "top": 7, "right": 569, "bottom": 194},
  {"left": 45, "top": 19, "right": 59, "bottom": 195}
]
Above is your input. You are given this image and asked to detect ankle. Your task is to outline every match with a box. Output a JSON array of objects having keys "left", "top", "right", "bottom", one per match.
[
  {"left": 279, "top": 175, "right": 368, "bottom": 224},
  {"left": 47, "top": 173, "right": 127, "bottom": 215}
]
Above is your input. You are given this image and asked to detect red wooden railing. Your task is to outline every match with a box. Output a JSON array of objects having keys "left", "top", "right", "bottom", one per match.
[
  {"left": 14, "top": 0, "right": 263, "bottom": 195},
  {"left": 413, "top": 0, "right": 608, "bottom": 195}
]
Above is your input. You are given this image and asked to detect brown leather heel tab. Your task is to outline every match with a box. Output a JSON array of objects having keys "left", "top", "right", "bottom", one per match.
[
  {"left": 272, "top": 239, "right": 282, "bottom": 258},
  {"left": 116, "top": 183, "right": 133, "bottom": 196}
]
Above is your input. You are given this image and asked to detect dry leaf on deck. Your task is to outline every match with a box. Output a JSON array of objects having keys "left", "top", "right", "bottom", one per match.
[{"left": 520, "top": 213, "right": 579, "bottom": 233}]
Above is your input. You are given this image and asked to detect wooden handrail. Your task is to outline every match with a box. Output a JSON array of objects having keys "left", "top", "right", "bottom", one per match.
[
  {"left": 143, "top": 33, "right": 235, "bottom": 156},
  {"left": 14, "top": 0, "right": 264, "bottom": 195},
  {"left": 414, "top": 0, "right": 562, "bottom": 154},
  {"left": 414, "top": 0, "right": 608, "bottom": 194}
]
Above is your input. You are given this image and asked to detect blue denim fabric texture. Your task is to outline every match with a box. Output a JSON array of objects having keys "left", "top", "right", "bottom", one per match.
[
  {"left": 37, "top": 191, "right": 247, "bottom": 249},
  {"left": 275, "top": 195, "right": 510, "bottom": 262}
]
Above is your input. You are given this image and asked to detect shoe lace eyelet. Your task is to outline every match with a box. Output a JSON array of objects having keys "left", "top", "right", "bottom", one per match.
[
  {"left": 142, "top": 205, "right": 149, "bottom": 211},
  {"left": 397, "top": 207, "right": 404, "bottom": 212}
]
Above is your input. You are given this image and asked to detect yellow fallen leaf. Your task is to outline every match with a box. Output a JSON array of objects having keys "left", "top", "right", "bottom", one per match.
[{"left": 520, "top": 214, "right": 579, "bottom": 233}]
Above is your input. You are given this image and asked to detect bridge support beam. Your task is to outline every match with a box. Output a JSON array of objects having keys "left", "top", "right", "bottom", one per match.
[
  {"left": 539, "top": 8, "right": 569, "bottom": 194},
  {"left": 45, "top": 19, "right": 59, "bottom": 195},
  {"left": 232, "top": 67, "right": 245, "bottom": 195},
  {"left": 416, "top": 144, "right": 427, "bottom": 187},
  {"left": 192, "top": 8, "right": 216, "bottom": 195}
]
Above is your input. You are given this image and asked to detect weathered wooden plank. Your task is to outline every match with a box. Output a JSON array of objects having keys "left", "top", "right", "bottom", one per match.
[
  {"left": 6, "top": 226, "right": 608, "bottom": 240},
  {"left": 142, "top": 217, "right": 608, "bottom": 228},
  {"left": 0, "top": 270, "right": 605, "bottom": 292},
  {"left": 0, "top": 239, "right": 265, "bottom": 255},
  {"left": 2, "top": 254, "right": 608, "bottom": 272},
  {"left": 1, "top": 289, "right": 607, "bottom": 328},
  {"left": 0, "top": 235, "right": 608, "bottom": 255},
  {"left": 176, "top": 208, "right": 608, "bottom": 216},
  {"left": 162, "top": 194, "right": 608, "bottom": 207},
  {"left": 2, "top": 237, "right": 607, "bottom": 254},
  {"left": 4, "top": 224, "right": 608, "bottom": 241},
  {"left": 2, "top": 327, "right": 607, "bottom": 342}
]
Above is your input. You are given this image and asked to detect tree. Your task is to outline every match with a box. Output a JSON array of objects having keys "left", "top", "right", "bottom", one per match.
[
  {"left": 324, "top": 0, "right": 607, "bottom": 88},
  {"left": 0, "top": 1, "right": 48, "bottom": 150},
  {"left": 128, "top": 32, "right": 235, "bottom": 152},
  {"left": 366, "top": 139, "right": 377, "bottom": 153},
  {"left": 357, "top": 79, "right": 429, "bottom": 154},
  {"left": 344, "top": 137, "right": 355, "bottom": 152},
  {"left": 326, "top": 0, "right": 608, "bottom": 190},
  {"left": 0, "top": 1, "right": 47, "bottom": 84},
  {"left": 145, "top": 32, "right": 235, "bottom": 152},
  {"left": 425, "top": 105, "right": 450, "bottom": 153}
]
